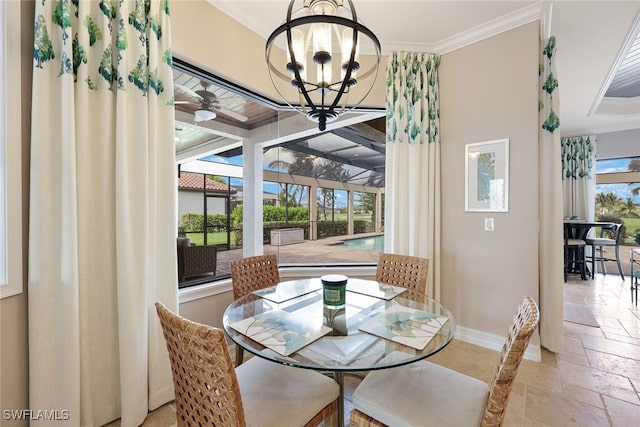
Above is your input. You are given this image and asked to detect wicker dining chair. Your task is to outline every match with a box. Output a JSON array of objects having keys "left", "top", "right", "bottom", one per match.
[
  {"left": 155, "top": 302, "right": 339, "bottom": 427},
  {"left": 349, "top": 296, "right": 539, "bottom": 427},
  {"left": 375, "top": 253, "right": 429, "bottom": 295},
  {"left": 230, "top": 254, "right": 280, "bottom": 366}
]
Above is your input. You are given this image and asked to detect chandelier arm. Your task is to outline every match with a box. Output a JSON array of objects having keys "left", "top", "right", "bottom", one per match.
[
  {"left": 326, "top": 19, "right": 359, "bottom": 112},
  {"left": 265, "top": 0, "right": 381, "bottom": 131}
]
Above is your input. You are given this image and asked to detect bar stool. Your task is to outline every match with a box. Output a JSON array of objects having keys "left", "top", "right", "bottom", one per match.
[
  {"left": 631, "top": 248, "right": 640, "bottom": 306},
  {"left": 564, "top": 232, "right": 587, "bottom": 281},
  {"left": 586, "top": 223, "right": 625, "bottom": 280}
]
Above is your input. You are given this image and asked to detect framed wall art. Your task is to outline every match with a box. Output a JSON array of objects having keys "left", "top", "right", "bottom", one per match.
[{"left": 465, "top": 138, "right": 509, "bottom": 212}]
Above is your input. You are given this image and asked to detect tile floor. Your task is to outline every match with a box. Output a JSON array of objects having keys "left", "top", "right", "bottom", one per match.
[{"left": 125, "top": 272, "right": 640, "bottom": 427}]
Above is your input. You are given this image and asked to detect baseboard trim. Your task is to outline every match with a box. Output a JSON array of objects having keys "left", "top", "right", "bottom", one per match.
[{"left": 455, "top": 325, "right": 541, "bottom": 362}]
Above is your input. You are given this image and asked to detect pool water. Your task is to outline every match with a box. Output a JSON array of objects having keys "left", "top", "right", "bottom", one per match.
[{"left": 340, "top": 234, "right": 384, "bottom": 251}]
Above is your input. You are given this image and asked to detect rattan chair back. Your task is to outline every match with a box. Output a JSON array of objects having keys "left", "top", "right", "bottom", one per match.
[
  {"left": 230, "top": 255, "right": 280, "bottom": 366},
  {"left": 155, "top": 302, "right": 247, "bottom": 427},
  {"left": 482, "top": 296, "right": 539, "bottom": 426},
  {"left": 231, "top": 254, "right": 280, "bottom": 299},
  {"left": 375, "top": 253, "right": 429, "bottom": 295}
]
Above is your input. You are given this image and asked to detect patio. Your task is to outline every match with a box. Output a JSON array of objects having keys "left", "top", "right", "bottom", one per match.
[{"left": 209, "top": 236, "right": 638, "bottom": 282}]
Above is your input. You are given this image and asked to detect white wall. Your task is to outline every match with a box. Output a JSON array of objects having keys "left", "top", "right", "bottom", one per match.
[{"left": 178, "top": 190, "right": 228, "bottom": 220}]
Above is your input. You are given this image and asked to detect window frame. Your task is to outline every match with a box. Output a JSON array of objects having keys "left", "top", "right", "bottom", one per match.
[{"left": 0, "top": 0, "right": 23, "bottom": 298}]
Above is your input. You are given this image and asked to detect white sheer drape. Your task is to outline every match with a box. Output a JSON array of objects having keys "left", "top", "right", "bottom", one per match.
[
  {"left": 384, "top": 51, "right": 441, "bottom": 299},
  {"left": 538, "top": 36, "right": 564, "bottom": 353},
  {"left": 562, "top": 135, "right": 597, "bottom": 221},
  {"left": 29, "top": 1, "right": 177, "bottom": 425}
]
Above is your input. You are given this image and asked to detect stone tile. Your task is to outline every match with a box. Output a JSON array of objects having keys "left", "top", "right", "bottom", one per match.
[
  {"left": 564, "top": 321, "right": 606, "bottom": 338},
  {"left": 427, "top": 339, "right": 496, "bottom": 383},
  {"left": 619, "top": 317, "right": 640, "bottom": 339},
  {"left": 502, "top": 382, "right": 525, "bottom": 426},
  {"left": 539, "top": 348, "right": 559, "bottom": 368},
  {"left": 561, "top": 382, "right": 604, "bottom": 409},
  {"left": 582, "top": 334, "right": 640, "bottom": 360},
  {"left": 523, "top": 418, "right": 552, "bottom": 427},
  {"left": 563, "top": 336, "right": 586, "bottom": 356},
  {"left": 602, "top": 329, "right": 640, "bottom": 346},
  {"left": 558, "top": 359, "right": 639, "bottom": 405},
  {"left": 557, "top": 349, "right": 590, "bottom": 367},
  {"left": 516, "top": 361, "right": 562, "bottom": 395},
  {"left": 524, "top": 384, "right": 608, "bottom": 426},
  {"left": 585, "top": 348, "right": 640, "bottom": 382},
  {"left": 603, "top": 395, "right": 640, "bottom": 426},
  {"left": 594, "top": 315, "right": 625, "bottom": 331}
]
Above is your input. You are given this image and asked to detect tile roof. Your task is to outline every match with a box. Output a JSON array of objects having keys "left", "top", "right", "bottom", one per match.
[{"left": 178, "top": 172, "right": 237, "bottom": 193}]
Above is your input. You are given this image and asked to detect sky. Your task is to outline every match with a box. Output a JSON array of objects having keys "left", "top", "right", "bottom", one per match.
[
  {"left": 202, "top": 155, "right": 640, "bottom": 205},
  {"left": 202, "top": 153, "right": 354, "bottom": 207},
  {"left": 595, "top": 157, "right": 640, "bottom": 204}
]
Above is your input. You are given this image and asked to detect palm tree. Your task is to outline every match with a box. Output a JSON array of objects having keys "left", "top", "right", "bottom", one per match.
[
  {"left": 622, "top": 197, "right": 637, "bottom": 217},
  {"left": 595, "top": 192, "right": 621, "bottom": 216},
  {"left": 268, "top": 149, "right": 317, "bottom": 207},
  {"left": 629, "top": 158, "right": 640, "bottom": 196},
  {"left": 267, "top": 148, "right": 352, "bottom": 221}
]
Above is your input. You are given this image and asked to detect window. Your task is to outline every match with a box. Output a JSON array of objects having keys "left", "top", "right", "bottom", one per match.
[
  {"left": 595, "top": 157, "right": 640, "bottom": 246},
  {"left": 0, "top": 0, "right": 23, "bottom": 298},
  {"left": 174, "top": 64, "right": 385, "bottom": 288}
]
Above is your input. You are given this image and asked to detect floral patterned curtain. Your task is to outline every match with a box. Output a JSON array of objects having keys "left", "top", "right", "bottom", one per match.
[
  {"left": 385, "top": 51, "right": 441, "bottom": 299},
  {"left": 561, "top": 135, "right": 597, "bottom": 220},
  {"left": 29, "top": 1, "right": 176, "bottom": 425},
  {"left": 538, "top": 36, "right": 564, "bottom": 353}
]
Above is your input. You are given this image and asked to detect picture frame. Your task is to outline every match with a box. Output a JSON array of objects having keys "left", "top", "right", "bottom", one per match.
[{"left": 465, "top": 138, "right": 509, "bottom": 212}]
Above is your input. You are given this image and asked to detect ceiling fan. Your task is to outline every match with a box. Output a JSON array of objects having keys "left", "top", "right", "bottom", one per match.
[{"left": 174, "top": 81, "right": 248, "bottom": 123}]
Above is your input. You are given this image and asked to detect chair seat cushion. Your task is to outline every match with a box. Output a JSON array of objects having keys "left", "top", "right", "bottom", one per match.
[
  {"left": 352, "top": 360, "right": 489, "bottom": 427},
  {"left": 236, "top": 356, "right": 339, "bottom": 427},
  {"left": 585, "top": 238, "right": 615, "bottom": 246},
  {"left": 566, "top": 238, "right": 586, "bottom": 246}
]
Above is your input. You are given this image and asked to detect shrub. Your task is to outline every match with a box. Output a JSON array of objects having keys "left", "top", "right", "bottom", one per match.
[
  {"left": 595, "top": 214, "right": 628, "bottom": 240},
  {"left": 179, "top": 213, "right": 229, "bottom": 233}
]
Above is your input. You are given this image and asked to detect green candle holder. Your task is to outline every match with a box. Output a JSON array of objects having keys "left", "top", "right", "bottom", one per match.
[{"left": 321, "top": 274, "right": 347, "bottom": 309}]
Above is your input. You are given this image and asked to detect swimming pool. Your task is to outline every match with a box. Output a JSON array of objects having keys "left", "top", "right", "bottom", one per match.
[{"left": 340, "top": 234, "right": 384, "bottom": 251}]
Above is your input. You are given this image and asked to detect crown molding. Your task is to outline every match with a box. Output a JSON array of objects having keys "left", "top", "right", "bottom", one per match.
[
  {"left": 434, "top": 2, "right": 543, "bottom": 55},
  {"left": 210, "top": 1, "right": 543, "bottom": 56}
]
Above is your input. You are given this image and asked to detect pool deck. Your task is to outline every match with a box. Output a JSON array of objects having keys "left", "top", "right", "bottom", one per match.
[{"left": 181, "top": 233, "right": 639, "bottom": 286}]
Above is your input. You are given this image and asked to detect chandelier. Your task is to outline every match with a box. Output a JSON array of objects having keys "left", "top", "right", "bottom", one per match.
[{"left": 266, "top": 0, "right": 381, "bottom": 131}]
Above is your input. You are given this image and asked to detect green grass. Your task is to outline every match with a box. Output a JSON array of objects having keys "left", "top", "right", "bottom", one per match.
[
  {"left": 185, "top": 232, "right": 236, "bottom": 246},
  {"left": 318, "top": 212, "right": 374, "bottom": 221},
  {"left": 621, "top": 218, "right": 640, "bottom": 246},
  {"left": 622, "top": 218, "right": 640, "bottom": 234}
]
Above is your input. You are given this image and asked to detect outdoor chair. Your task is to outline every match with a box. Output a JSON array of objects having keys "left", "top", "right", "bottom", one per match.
[
  {"left": 586, "top": 223, "right": 625, "bottom": 280},
  {"left": 349, "top": 296, "right": 539, "bottom": 427},
  {"left": 155, "top": 302, "right": 339, "bottom": 427},
  {"left": 176, "top": 238, "right": 217, "bottom": 284},
  {"left": 230, "top": 254, "right": 280, "bottom": 365},
  {"left": 375, "top": 253, "right": 429, "bottom": 295}
]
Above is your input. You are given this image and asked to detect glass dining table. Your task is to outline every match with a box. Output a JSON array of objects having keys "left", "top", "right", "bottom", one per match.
[{"left": 222, "top": 277, "right": 456, "bottom": 427}]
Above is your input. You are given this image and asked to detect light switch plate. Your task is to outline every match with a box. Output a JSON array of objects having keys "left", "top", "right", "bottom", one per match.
[{"left": 484, "top": 218, "right": 494, "bottom": 232}]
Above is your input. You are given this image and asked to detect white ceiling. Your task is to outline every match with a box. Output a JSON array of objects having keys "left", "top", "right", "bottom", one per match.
[{"left": 208, "top": 0, "right": 640, "bottom": 137}]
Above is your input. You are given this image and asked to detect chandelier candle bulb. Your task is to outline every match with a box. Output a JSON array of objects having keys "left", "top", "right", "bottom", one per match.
[
  {"left": 265, "top": 0, "right": 381, "bottom": 131},
  {"left": 321, "top": 274, "right": 347, "bottom": 309}
]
